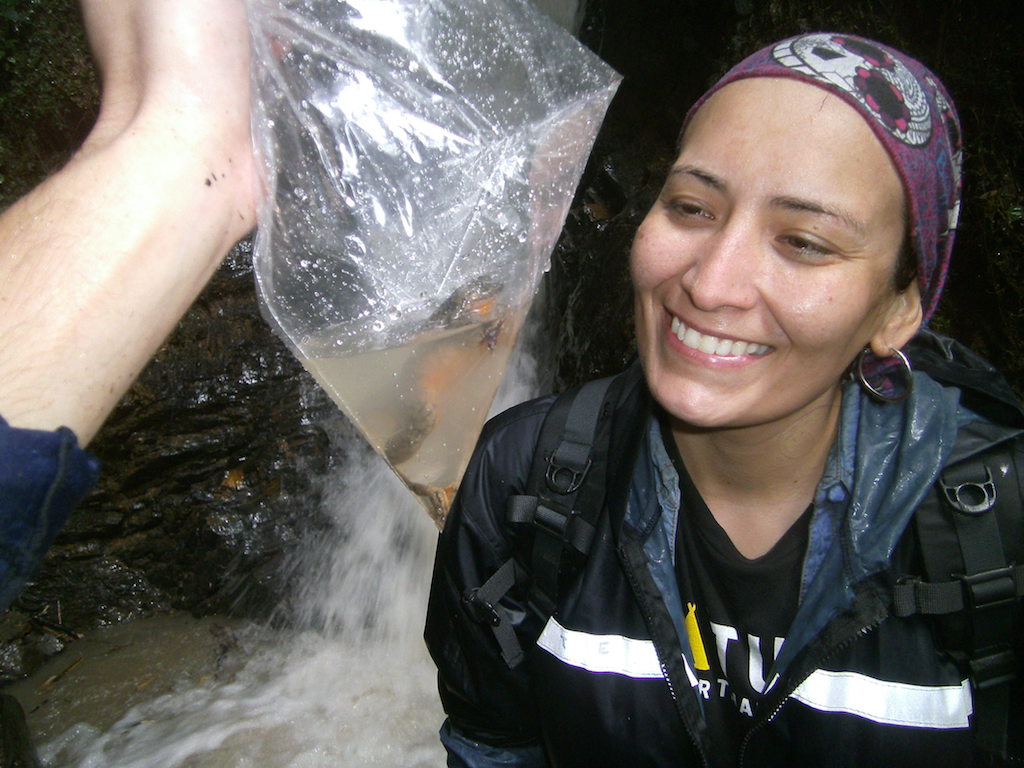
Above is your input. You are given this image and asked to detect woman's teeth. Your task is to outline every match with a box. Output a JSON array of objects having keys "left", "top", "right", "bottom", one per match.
[{"left": 671, "top": 316, "right": 770, "bottom": 357}]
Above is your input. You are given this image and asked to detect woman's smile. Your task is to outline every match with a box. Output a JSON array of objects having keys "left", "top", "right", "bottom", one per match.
[{"left": 668, "top": 313, "right": 773, "bottom": 359}]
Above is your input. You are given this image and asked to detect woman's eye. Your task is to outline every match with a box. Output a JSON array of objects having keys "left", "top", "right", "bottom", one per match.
[
  {"left": 667, "top": 200, "right": 713, "bottom": 220},
  {"left": 779, "top": 235, "right": 835, "bottom": 260}
]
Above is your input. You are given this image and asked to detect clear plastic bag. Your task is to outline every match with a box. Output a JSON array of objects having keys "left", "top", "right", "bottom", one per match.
[{"left": 247, "top": 0, "right": 619, "bottom": 522}]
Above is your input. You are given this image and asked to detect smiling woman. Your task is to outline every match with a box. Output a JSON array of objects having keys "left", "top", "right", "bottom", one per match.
[
  {"left": 426, "top": 32, "right": 1024, "bottom": 768},
  {"left": 632, "top": 79, "right": 916, "bottom": 436},
  {"left": 631, "top": 78, "right": 922, "bottom": 557}
]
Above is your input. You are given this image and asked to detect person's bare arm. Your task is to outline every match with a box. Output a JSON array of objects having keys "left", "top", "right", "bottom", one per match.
[{"left": 0, "top": 0, "right": 258, "bottom": 444}]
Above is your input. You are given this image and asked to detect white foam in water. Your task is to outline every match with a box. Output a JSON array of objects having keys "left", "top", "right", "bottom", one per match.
[
  {"left": 39, "top": 302, "right": 546, "bottom": 768},
  {"left": 41, "top": 446, "right": 445, "bottom": 768}
]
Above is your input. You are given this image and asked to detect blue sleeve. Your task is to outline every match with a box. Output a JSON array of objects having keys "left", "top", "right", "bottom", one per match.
[
  {"left": 440, "top": 720, "right": 547, "bottom": 768},
  {"left": 0, "top": 415, "right": 101, "bottom": 611}
]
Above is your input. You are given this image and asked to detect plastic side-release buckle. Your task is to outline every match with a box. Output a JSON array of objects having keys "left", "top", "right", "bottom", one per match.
[{"left": 462, "top": 588, "right": 501, "bottom": 627}]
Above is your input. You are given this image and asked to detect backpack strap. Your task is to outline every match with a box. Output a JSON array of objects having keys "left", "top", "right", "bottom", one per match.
[
  {"left": 461, "top": 557, "right": 525, "bottom": 668},
  {"left": 506, "top": 373, "right": 622, "bottom": 615},
  {"left": 461, "top": 372, "right": 625, "bottom": 669},
  {"left": 892, "top": 435, "right": 1023, "bottom": 757}
]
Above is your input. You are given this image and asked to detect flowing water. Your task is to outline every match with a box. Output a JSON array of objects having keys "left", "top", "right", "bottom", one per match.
[
  {"left": 33, "top": 449, "right": 444, "bottom": 768},
  {"left": 19, "top": 308, "right": 544, "bottom": 768}
]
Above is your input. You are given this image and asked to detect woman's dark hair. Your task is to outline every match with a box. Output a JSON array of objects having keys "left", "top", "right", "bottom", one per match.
[{"left": 894, "top": 213, "right": 918, "bottom": 294}]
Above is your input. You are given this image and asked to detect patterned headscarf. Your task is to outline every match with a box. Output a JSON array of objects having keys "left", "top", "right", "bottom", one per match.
[{"left": 683, "top": 33, "right": 963, "bottom": 327}]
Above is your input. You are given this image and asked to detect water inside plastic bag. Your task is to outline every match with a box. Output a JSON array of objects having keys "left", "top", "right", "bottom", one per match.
[{"left": 248, "top": 0, "right": 619, "bottom": 522}]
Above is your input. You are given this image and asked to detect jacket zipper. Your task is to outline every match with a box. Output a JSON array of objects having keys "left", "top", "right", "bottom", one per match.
[
  {"left": 737, "top": 594, "right": 888, "bottom": 766},
  {"left": 619, "top": 541, "right": 711, "bottom": 768}
]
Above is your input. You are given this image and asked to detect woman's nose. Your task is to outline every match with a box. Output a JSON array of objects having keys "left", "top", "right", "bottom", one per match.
[{"left": 679, "top": 224, "right": 759, "bottom": 312}]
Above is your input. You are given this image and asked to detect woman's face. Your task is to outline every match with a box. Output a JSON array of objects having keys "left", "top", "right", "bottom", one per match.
[{"left": 631, "top": 77, "right": 922, "bottom": 433}]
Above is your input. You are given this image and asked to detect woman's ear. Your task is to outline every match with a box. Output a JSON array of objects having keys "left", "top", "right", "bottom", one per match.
[{"left": 869, "top": 280, "right": 923, "bottom": 357}]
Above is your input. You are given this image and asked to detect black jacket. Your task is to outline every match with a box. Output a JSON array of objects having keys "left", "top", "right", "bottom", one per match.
[{"left": 425, "top": 331, "right": 1024, "bottom": 767}]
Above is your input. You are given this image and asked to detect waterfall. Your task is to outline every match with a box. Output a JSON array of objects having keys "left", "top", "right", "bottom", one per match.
[{"left": 35, "top": 296, "right": 546, "bottom": 768}]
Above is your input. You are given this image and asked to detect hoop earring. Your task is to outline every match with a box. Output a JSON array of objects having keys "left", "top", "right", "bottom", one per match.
[{"left": 855, "top": 347, "right": 913, "bottom": 403}]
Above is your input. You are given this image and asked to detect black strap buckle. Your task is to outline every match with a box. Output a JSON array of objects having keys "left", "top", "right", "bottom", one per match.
[
  {"left": 959, "top": 565, "right": 1019, "bottom": 690},
  {"left": 961, "top": 565, "right": 1017, "bottom": 613},
  {"left": 970, "top": 648, "right": 1019, "bottom": 690},
  {"left": 533, "top": 502, "right": 570, "bottom": 538},
  {"left": 462, "top": 588, "right": 501, "bottom": 627}
]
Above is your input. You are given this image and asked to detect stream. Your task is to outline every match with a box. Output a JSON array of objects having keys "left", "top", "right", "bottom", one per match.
[
  {"left": 7, "top": 322, "right": 543, "bottom": 767},
  {"left": 12, "top": 447, "right": 444, "bottom": 767}
]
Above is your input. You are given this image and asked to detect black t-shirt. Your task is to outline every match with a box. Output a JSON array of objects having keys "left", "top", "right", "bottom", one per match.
[{"left": 661, "top": 421, "right": 810, "bottom": 767}]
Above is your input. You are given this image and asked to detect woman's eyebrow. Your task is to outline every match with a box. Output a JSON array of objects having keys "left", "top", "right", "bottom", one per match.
[
  {"left": 667, "top": 164, "right": 726, "bottom": 192},
  {"left": 771, "top": 195, "right": 867, "bottom": 235},
  {"left": 667, "top": 167, "right": 868, "bottom": 235}
]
